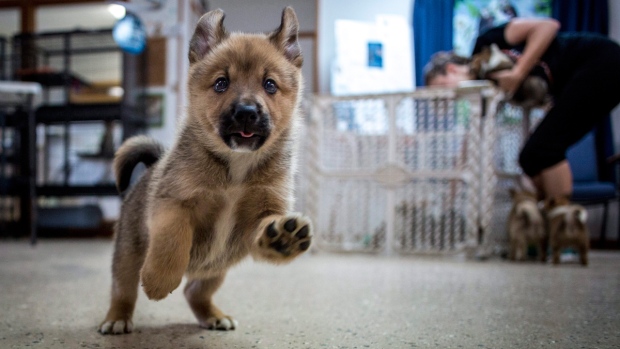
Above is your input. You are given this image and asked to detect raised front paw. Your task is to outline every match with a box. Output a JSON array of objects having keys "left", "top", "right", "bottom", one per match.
[
  {"left": 256, "top": 215, "right": 312, "bottom": 263},
  {"left": 140, "top": 262, "right": 184, "bottom": 301}
]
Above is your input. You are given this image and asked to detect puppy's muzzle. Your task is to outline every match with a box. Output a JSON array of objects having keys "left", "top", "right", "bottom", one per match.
[
  {"left": 233, "top": 104, "right": 259, "bottom": 125},
  {"left": 220, "top": 102, "right": 271, "bottom": 151}
]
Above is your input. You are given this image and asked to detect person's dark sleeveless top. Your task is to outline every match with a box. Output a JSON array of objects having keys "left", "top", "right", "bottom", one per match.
[{"left": 472, "top": 22, "right": 617, "bottom": 96}]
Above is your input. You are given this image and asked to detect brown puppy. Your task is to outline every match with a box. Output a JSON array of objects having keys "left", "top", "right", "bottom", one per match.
[
  {"left": 470, "top": 43, "right": 548, "bottom": 108},
  {"left": 507, "top": 189, "right": 546, "bottom": 262},
  {"left": 99, "top": 7, "right": 311, "bottom": 334},
  {"left": 545, "top": 197, "right": 589, "bottom": 266}
]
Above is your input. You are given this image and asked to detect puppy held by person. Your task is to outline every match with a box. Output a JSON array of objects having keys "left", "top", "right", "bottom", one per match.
[
  {"left": 99, "top": 7, "right": 312, "bottom": 334},
  {"left": 470, "top": 43, "right": 549, "bottom": 107}
]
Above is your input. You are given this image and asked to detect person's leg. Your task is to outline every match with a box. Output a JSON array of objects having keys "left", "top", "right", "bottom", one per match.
[
  {"left": 519, "top": 43, "right": 620, "bottom": 200},
  {"left": 530, "top": 160, "right": 572, "bottom": 199}
]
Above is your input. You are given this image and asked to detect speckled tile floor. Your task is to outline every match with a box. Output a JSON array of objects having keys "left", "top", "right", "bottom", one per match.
[{"left": 0, "top": 240, "right": 619, "bottom": 349}]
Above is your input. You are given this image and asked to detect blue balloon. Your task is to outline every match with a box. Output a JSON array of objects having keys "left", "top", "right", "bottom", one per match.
[{"left": 113, "top": 12, "right": 146, "bottom": 54}]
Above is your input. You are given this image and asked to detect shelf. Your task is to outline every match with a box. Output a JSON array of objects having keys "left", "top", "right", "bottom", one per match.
[
  {"left": 38, "top": 204, "right": 103, "bottom": 229},
  {"left": 13, "top": 29, "right": 117, "bottom": 57},
  {"left": 0, "top": 153, "right": 19, "bottom": 164},
  {"left": 0, "top": 112, "right": 22, "bottom": 127},
  {"left": 0, "top": 177, "right": 22, "bottom": 195},
  {"left": 18, "top": 71, "right": 90, "bottom": 88},
  {"left": 0, "top": 81, "right": 42, "bottom": 95},
  {"left": 37, "top": 184, "right": 118, "bottom": 197},
  {"left": 34, "top": 103, "right": 147, "bottom": 125},
  {"left": 36, "top": 103, "right": 122, "bottom": 123}
]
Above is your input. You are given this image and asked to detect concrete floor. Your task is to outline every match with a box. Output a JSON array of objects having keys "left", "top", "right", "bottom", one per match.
[{"left": 0, "top": 240, "right": 619, "bottom": 349}]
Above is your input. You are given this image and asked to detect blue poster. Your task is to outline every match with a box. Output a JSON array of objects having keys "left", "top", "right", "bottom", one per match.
[
  {"left": 368, "top": 42, "right": 383, "bottom": 68},
  {"left": 453, "top": 0, "right": 551, "bottom": 56}
]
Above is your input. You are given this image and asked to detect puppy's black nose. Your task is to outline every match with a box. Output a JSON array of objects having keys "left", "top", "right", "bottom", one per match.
[{"left": 233, "top": 104, "right": 259, "bottom": 124}]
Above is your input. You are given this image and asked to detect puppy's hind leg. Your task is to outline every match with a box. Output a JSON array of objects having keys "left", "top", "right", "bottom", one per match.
[
  {"left": 508, "top": 241, "right": 517, "bottom": 261},
  {"left": 539, "top": 236, "right": 548, "bottom": 263},
  {"left": 99, "top": 242, "right": 145, "bottom": 335},
  {"left": 184, "top": 274, "right": 238, "bottom": 331},
  {"left": 551, "top": 244, "right": 561, "bottom": 265},
  {"left": 513, "top": 240, "right": 526, "bottom": 261},
  {"left": 579, "top": 242, "right": 589, "bottom": 266}
]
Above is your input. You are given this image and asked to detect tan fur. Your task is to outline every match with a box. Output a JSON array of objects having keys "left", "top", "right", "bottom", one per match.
[
  {"left": 507, "top": 189, "right": 546, "bottom": 262},
  {"left": 470, "top": 45, "right": 514, "bottom": 78},
  {"left": 470, "top": 44, "right": 549, "bottom": 108},
  {"left": 544, "top": 197, "right": 589, "bottom": 266},
  {"left": 99, "top": 7, "right": 312, "bottom": 334}
]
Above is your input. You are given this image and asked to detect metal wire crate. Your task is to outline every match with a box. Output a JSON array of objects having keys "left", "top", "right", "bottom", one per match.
[
  {"left": 305, "top": 83, "right": 502, "bottom": 254},
  {"left": 0, "top": 36, "right": 7, "bottom": 81}
]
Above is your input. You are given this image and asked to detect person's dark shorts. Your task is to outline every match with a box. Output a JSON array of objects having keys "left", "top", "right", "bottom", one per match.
[{"left": 519, "top": 41, "right": 620, "bottom": 177}]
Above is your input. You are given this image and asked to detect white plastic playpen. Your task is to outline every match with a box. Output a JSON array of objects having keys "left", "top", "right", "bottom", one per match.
[{"left": 297, "top": 82, "right": 525, "bottom": 256}]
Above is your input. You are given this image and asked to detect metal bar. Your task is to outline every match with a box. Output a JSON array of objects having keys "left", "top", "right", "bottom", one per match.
[
  {"left": 26, "top": 94, "right": 37, "bottom": 245},
  {"left": 384, "top": 96, "right": 397, "bottom": 255},
  {"left": 37, "top": 184, "right": 118, "bottom": 197},
  {"left": 34, "top": 46, "right": 120, "bottom": 56},
  {"left": 62, "top": 33, "right": 71, "bottom": 185}
]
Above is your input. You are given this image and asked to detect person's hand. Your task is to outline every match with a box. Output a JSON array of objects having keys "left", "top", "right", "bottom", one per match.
[{"left": 490, "top": 68, "right": 526, "bottom": 96}]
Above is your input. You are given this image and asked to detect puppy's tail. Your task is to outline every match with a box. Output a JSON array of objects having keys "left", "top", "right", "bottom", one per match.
[
  {"left": 516, "top": 201, "right": 542, "bottom": 227},
  {"left": 114, "top": 135, "right": 164, "bottom": 193}
]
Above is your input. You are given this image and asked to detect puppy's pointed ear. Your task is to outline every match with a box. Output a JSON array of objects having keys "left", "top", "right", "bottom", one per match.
[
  {"left": 269, "top": 7, "right": 303, "bottom": 68},
  {"left": 189, "top": 9, "right": 228, "bottom": 64}
]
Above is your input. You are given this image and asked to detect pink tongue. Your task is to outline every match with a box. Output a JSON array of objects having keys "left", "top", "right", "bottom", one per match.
[{"left": 240, "top": 131, "right": 254, "bottom": 138}]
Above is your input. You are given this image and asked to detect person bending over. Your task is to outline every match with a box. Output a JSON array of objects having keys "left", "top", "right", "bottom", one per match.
[{"left": 424, "top": 18, "right": 620, "bottom": 203}]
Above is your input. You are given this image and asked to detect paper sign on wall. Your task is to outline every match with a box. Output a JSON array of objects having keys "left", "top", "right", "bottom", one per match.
[{"left": 331, "top": 15, "right": 413, "bottom": 96}]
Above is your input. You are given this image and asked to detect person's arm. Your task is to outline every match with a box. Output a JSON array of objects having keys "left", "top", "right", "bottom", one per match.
[{"left": 491, "top": 18, "right": 560, "bottom": 94}]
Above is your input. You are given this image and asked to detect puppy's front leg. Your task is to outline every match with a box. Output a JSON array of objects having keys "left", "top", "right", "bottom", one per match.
[
  {"left": 251, "top": 214, "right": 312, "bottom": 264},
  {"left": 141, "top": 201, "right": 193, "bottom": 300}
]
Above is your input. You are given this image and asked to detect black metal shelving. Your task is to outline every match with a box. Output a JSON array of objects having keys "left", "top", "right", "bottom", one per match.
[
  {"left": 1, "top": 28, "right": 148, "bottom": 240},
  {"left": 0, "top": 81, "right": 39, "bottom": 243}
]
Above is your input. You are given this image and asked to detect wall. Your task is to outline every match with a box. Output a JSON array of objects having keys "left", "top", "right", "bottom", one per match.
[
  {"left": 609, "top": 0, "right": 620, "bottom": 154},
  {"left": 0, "top": 9, "right": 18, "bottom": 38},
  {"left": 610, "top": 0, "right": 620, "bottom": 42},
  {"left": 35, "top": 3, "right": 117, "bottom": 31},
  {"left": 206, "top": 0, "right": 317, "bottom": 94},
  {"left": 317, "top": 0, "right": 414, "bottom": 94},
  {"left": 605, "top": 0, "right": 620, "bottom": 241},
  {"left": 207, "top": 0, "right": 315, "bottom": 33}
]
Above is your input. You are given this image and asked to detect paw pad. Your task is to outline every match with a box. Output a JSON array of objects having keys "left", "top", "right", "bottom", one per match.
[
  {"left": 259, "top": 215, "right": 312, "bottom": 260},
  {"left": 284, "top": 218, "right": 297, "bottom": 232}
]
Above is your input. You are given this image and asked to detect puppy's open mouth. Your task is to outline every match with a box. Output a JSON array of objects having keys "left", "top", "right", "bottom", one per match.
[
  {"left": 231, "top": 130, "right": 262, "bottom": 140},
  {"left": 226, "top": 131, "right": 267, "bottom": 151},
  {"left": 239, "top": 131, "right": 255, "bottom": 138},
  {"left": 218, "top": 105, "right": 272, "bottom": 152}
]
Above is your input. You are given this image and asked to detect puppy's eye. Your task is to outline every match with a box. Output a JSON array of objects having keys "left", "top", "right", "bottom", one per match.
[
  {"left": 214, "top": 78, "right": 229, "bottom": 93},
  {"left": 264, "top": 79, "right": 277, "bottom": 94}
]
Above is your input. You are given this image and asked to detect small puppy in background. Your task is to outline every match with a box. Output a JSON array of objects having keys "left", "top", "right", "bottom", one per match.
[
  {"left": 507, "top": 188, "right": 546, "bottom": 262},
  {"left": 99, "top": 7, "right": 312, "bottom": 334},
  {"left": 545, "top": 197, "right": 589, "bottom": 266},
  {"left": 470, "top": 43, "right": 549, "bottom": 108}
]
